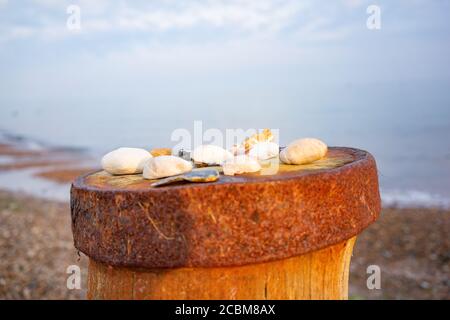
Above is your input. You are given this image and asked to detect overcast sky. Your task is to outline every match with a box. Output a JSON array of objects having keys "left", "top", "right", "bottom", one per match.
[{"left": 1, "top": 0, "right": 449, "bottom": 100}]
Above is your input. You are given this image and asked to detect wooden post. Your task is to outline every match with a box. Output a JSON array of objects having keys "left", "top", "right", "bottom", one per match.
[
  {"left": 71, "top": 147, "right": 380, "bottom": 300},
  {"left": 87, "top": 237, "right": 356, "bottom": 300}
]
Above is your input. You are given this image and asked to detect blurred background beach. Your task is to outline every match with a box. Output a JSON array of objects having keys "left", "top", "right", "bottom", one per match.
[{"left": 0, "top": 0, "right": 449, "bottom": 299}]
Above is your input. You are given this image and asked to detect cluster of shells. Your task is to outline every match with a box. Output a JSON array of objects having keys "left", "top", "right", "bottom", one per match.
[{"left": 101, "top": 129, "right": 327, "bottom": 186}]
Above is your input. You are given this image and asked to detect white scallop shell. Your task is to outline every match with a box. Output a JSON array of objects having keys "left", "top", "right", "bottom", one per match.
[
  {"left": 222, "top": 155, "right": 261, "bottom": 176},
  {"left": 279, "top": 138, "right": 327, "bottom": 165},
  {"left": 192, "top": 145, "right": 233, "bottom": 165},
  {"left": 143, "top": 155, "right": 193, "bottom": 179},
  {"left": 101, "top": 147, "right": 152, "bottom": 175}
]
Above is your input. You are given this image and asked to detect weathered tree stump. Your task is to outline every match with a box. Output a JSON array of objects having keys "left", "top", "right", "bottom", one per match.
[{"left": 71, "top": 147, "right": 380, "bottom": 300}]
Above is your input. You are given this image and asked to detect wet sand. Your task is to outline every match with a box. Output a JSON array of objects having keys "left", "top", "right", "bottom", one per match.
[
  {"left": 0, "top": 142, "right": 97, "bottom": 202},
  {"left": 34, "top": 168, "right": 94, "bottom": 184}
]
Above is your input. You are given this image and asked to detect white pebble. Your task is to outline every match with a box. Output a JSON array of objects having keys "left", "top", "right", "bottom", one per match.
[
  {"left": 279, "top": 138, "right": 327, "bottom": 165},
  {"left": 192, "top": 145, "right": 233, "bottom": 165},
  {"left": 249, "top": 142, "right": 279, "bottom": 160},
  {"left": 101, "top": 147, "right": 152, "bottom": 175},
  {"left": 143, "top": 155, "right": 193, "bottom": 179},
  {"left": 222, "top": 155, "right": 261, "bottom": 176}
]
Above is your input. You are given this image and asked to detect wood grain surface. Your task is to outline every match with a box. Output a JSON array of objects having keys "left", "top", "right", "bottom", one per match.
[{"left": 88, "top": 237, "right": 356, "bottom": 300}]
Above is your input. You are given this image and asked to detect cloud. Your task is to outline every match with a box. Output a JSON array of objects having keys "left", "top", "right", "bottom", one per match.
[
  {"left": 1, "top": 0, "right": 444, "bottom": 46},
  {"left": 0, "top": 0, "right": 324, "bottom": 42},
  {"left": 115, "top": 0, "right": 305, "bottom": 32},
  {"left": 1, "top": 0, "right": 449, "bottom": 111},
  {"left": 342, "top": 0, "right": 366, "bottom": 9},
  {"left": 2, "top": 0, "right": 447, "bottom": 81}
]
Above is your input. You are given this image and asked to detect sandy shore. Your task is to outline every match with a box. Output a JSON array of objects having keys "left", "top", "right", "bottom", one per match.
[{"left": 0, "top": 189, "right": 448, "bottom": 299}]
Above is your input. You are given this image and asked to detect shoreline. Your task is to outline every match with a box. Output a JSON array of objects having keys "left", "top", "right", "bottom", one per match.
[{"left": 0, "top": 142, "right": 98, "bottom": 202}]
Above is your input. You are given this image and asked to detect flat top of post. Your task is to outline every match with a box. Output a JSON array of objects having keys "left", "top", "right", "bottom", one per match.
[{"left": 77, "top": 147, "right": 358, "bottom": 191}]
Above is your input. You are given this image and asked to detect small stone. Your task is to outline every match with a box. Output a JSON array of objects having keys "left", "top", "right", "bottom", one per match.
[
  {"left": 420, "top": 281, "right": 431, "bottom": 289},
  {"left": 150, "top": 148, "right": 172, "bottom": 157},
  {"left": 280, "top": 138, "right": 327, "bottom": 165},
  {"left": 222, "top": 155, "right": 261, "bottom": 176},
  {"left": 101, "top": 147, "right": 152, "bottom": 175},
  {"left": 143, "top": 155, "right": 193, "bottom": 179},
  {"left": 192, "top": 145, "right": 233, "bottom": 165},
  {"left": 249, "top": 142, "right": 279, "bottom": 160}
]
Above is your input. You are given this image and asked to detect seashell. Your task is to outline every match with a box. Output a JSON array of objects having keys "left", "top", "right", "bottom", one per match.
[
  {"left": 249, "top": 142, "right": 279, "bottom": 160},
  {"left": 150, "top": 148, "right": 172, "bottom": 157},
  {"left": 192, "top": 145, "right": 233, "bottom": 165},
  {"left": 151, "top": 169, "right": 220, "bottom": 187},
  {"left": 233, "top": 128, "right": 274, "bottom": 155},
  {"left": 143, "top": 155, "right": 193, "bottom": 179},
  {"left": 222, "top": 155, "right": 261, "bottom": 176},
  {"left": 101, "top": 147, "right": 152, "bottom": 175},
  {"left": 279, "top": 138, "right": 327, "bottom": 165}
]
